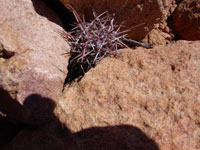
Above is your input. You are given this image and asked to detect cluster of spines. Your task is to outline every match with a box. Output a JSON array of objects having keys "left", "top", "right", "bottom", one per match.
[{"left": 65, "top": 10, "right": 129, "bottom": 82}]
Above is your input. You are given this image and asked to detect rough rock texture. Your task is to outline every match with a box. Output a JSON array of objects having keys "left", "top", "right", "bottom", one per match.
[
  {"left": 144, "top": 22, "right": 174, "bottom": 45},
  {"left": 0, "top": 0, "right": 69, "bottom": 124},
  {"left": 57, "top": 41, "right": 200, "bottom": 150},
  {"left": 1, "top": 0, "right": 200, "bottom": 150},
  {"left": 60, "top": 0, "right": 166, "bottom": 40},
  {"left": 173, "top": 0, "right": 200, "bottom": 40},
  {"left": 143, "top": 0, "right": 178, "bottom": 45}
]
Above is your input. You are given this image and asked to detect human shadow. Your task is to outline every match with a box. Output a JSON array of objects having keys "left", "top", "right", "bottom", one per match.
[
  {"left": 73, "top": 125, "right": 159, "bottom": 150},
  {"left": 1, "top": 93, "right": 159, "bottom": 150},
  {"left": 1, "top": 93, "right": 74, "bottom": 150}
]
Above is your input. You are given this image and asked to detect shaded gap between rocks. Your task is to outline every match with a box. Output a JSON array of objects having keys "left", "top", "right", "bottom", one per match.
[
  {"left": 166, "top": 0, "right": 184, "bottom": 41},
  {"left": 32, "top": 0, "right": 75, "bottom": 31},
  {"left": 31, "top": 0, "right": 80, "bottom": 85},
  {"left": 32, "top": 0, "right": 84, "bottom": 85}
]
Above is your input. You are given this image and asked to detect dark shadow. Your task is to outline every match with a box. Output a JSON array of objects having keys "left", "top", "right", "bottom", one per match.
[
  {"left": 0, "top": 88, "right": 29, "bottom": 149},
  {"left": 166, "top": 0, "right": 184, "bottom": 41},
  {"left": 1, "top": 93, "right": 159, "bottom": 150},
  {"left": 23, "top": 94, "right": 56, "bottom": 125},
  {"left": 1, "top": 94, "right": 74, "bottom": 150},
  {"left": 64, "top": 55, "right": 94, "bottom": 84},
  {"left": 166, "top": 8, "right": 180, "bottom": 41},
  {"left": 74, "top": 125, "right": 159, "bottom": 150},
  {"left": 31, "top": 0, "right": 75, "bottom": 31}
]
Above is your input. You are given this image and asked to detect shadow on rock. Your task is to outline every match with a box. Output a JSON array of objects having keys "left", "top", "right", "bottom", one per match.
[
  {"left": 0, "top": 88, "right": 29, "bottom": 148},
  {"left": 74, "top": 125, "right": 159, "bottom": 150},
  {"left": 31, "top": 0, "right": 75, "bottom": 30},
  {"left": 3, "top": 94, "right": 74, "bottom": 150},
  {"left": 23, "top": 94, "right": 57, "bottom": 125},
  {"left": 1, "top": 93, "right": 159, "bottom": 150}
]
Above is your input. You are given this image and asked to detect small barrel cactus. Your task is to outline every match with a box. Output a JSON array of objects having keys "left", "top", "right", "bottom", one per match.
[{"left": 65, "top": 10, "right": 130, "bottom": 83}]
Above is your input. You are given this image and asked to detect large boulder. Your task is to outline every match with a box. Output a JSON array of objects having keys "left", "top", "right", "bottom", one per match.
[
  {"left": 0, "top": 0, "right": 69, "bottom": 124},
  {"left": 57, "top": 41, "right": 200, "bottom": 150},
  {"left": 173, "top": 0, "right": 200, "bottom": 40}
]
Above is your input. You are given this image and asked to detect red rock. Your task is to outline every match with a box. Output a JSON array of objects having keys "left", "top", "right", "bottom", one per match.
[
  {"left": 0, "top": 0, "right": 70, "bottom": 149},
  {"left": 1, "top": 0, "right": 200, "bottom": 149},
  {"left": 0, "top": 0, "right": 69, "bottom": 123},
  {"left": 173, "top": 0, "right": 200, "bottom": 40},
  {"left": 143, "top": 0, "right": 177, "bottom": 45},
  {"left": 144, "top": 26, "right": 173, "bottom": 45},
  {"left": 57, "top": 41, "right": 200, "bottom": 150},
  {"left": 59, "top": 0, "right": 165, "bottom": 40}
]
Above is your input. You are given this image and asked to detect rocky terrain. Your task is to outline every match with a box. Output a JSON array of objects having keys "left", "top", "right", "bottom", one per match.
[{"left": 0, "top": 0, "right": 200, "bottom": 150}]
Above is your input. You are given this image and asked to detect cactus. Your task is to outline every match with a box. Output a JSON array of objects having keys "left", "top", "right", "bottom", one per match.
[{"left": 65, "top": 10, "right": 130, "bottom": 82}]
